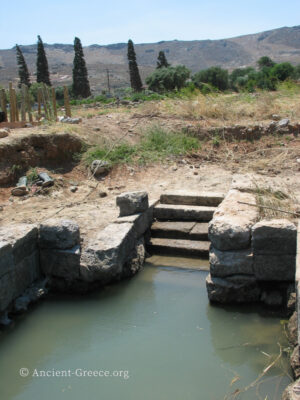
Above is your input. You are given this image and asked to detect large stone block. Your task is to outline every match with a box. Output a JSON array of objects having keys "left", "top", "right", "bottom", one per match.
[
  {"left": 0, "top": 272, "right": 15, "bottom": 312},
  {"left": 40, "top": 245, "right": 81, "bottom": 281},
  {"left": 0, "top": 241, "right": 14, "bottom": 278},
  {"left": 208, "top": 190, "right": 259, "bottom": 251},
  {"left": 13, "top": 251, "right": 40, "bottom": 298},
  {"left": 0, "top": 224, "right": 38, "bottom": 265},
  {"left": 39, "top": 219, "right": 80, "bottom": 249},
  {"left": 116, "top": 191, "right": 149, "bottom": 217},
  {"left": 253, "top": 254, "right": 295, "bottom": 281},
  {"left": 114, "top": 201, "right": 155, "bottom": 237},
  {"left": 252, "top": 219, "right": 297, "bottom": 255},
  {"left": 122, "top": 237, "right": 145, "bottom": 278},
  {"left": 80, "top": 222, "right": 136, "bottom": 283},
  {"left": 206, "top": 273, "right": 260, "bottom": 303},
  {"left": 209, "top": 246, "right": 253, "bottom": 277}
]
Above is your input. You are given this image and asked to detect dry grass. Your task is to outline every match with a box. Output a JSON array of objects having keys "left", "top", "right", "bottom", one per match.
[{"left": 137, "top": 85, "right": 300, "bottom": 126}]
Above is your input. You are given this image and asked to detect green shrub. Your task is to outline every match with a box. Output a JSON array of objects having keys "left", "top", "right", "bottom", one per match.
[
  {"left": 146, "top": 66, "right": 190, "bottom": 93},
  {"left": 192, "top": 67, "right": 229, "bottom": 91}
]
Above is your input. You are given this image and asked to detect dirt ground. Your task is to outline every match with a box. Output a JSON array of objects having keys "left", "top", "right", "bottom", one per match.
[{"left": 0, "top": 107, "right": 299, "bottom": 246}]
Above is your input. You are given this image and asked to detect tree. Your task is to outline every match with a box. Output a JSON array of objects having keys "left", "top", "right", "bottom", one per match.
[
  {"left": 271, "top": 62, "right": 294, "bottom": 81},
  {"left": 72, "top": 37, "right": 91, "bottom": 98},
  {"left": 15, "top": 45, "right": 30, "bottom": 87},
  {"left": 146, "top": 65, "right": 190, "bottom": 92},
  {"left": 192, "top": 67, "right": 229, "bottom": 91},
  {"left": 127, "top": 39, "right": 143, "bottom": 92},
  {"left": 157, "top": 51, "right": 170, "bottom": 69},
  {"left": 36, "top": 35, "right": 51, "bottom": 86},
  {"left": 257, "top": 56, "right": 275, "bottom": 69}
]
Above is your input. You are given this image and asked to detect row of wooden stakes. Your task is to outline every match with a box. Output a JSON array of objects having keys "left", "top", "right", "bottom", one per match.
[{"left": 0, "top": 83, "right": 72, "bottom": 123}]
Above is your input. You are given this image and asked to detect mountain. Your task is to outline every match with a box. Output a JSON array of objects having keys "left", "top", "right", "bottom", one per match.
[{"left": 1, "top": 25, "right": 300, "bottom": 92}]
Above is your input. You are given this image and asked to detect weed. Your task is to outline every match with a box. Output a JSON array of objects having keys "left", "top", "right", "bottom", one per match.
[{"left": 26, "top": 167, "right": 39, "bottom": 182}]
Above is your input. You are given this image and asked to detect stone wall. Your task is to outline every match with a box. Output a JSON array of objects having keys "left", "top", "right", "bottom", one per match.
[
  {"left": 0, "top": 224, "right": 42, "bottom": 323},
  {"left": 0, "top": 192, "right": 157, "bottom": 324},
  {"left": 206, "top": 175, "right": 297, "bottom": 307}
]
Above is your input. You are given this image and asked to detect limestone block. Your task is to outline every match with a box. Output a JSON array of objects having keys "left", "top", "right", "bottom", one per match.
[
  {"left": 40, "top": 245, "right": 81, "bottom": 281},
  {"left": 0, "top": 241, "right": 14, "bottom": 278},
  {"left": 116, "top": 191, "right": 149, "bottom": 217},
  {"left": 13, "top": 251, "right": 40, "bottom": 298},
  {"left": 254, "top": 254, "right": 295, "bottom": 281},
  {"left": 206, "top": 273, "right": 260, "bottom": 303},
  {"left": 208, "top": 190, "right": 259, "bottom": 251},
  {"left": 114, "top": 200, "right": 155, "bottom": 237},
  {"left": 122, "top": 237, "right": 145, "bottom": 278},
  {"left": 0, "top": 224, "right": 38, "bottom": 265},
  {"left": 209, "top": 246, "right": 253, "bottom": 277},
  {"left": 282, "top": 377, "right": 300, "bottom": 400},
  {"left": 80, "top": 222, "right": 136, "bottom": 283},
  {"left": 252, "top": 219, "right": 297, "bottom": 255},
  {"left": 39, "top": 219, "right": 80, "bottom": 249},
  {"left": 0, "top": 272, "right": 15, "bottom": 312}
]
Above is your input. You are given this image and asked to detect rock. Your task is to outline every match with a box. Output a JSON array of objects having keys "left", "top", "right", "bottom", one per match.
[
  {"left": 291, "top": 346, "right": 300, "bottom": 379},
  {"left": 40, "top": 245, "right": 81, "bottom": 281},
  {"left": 115, "top": 204, "right": 154, "bottom": 238},
  {"left": 287, "top": 312, "right": 298, "bottom": 347},
  {"left": 59, "top": 117, "right": 82, "bottom": 124},
  {"left": 0, "top": 129, "right": 8, "bottom": 138},
  {"left": 0, "top": 312, "right": 12, "bottom": 326},
  {"left": 99, "top": 191, "right": 107, "bottom": 198},
  {"left": 260, "top": 290, "right": 283, "bottom": 306},
  {"left": 70, "top": 186, "right": 78, "bottom": 193},
  {"left": 282, "top": 377, "right": 300, "bottom": 400},
  {"left": 14, "top": 279, "right": 48, "bottom": 312},
  {"left": 122, "top": 237, "right": 145, "bottom": 278},
  {"left": 206, "top": 273, "right": 261, "bottom": 303},
  {"left": 253, "top": 254, "right": 295, "bottom": 281},
  {"left": 116, "top": 191, "right": 149, "bottom": 217},
  {"left": 252, "top": 219, "right": 297, "bottom": 255},
  {"left": 271, "top": 114, "right": 281, "bottom": 121},
  {"left": 80, "top": 222, "right": 136, "bottom": 283},
  {"left": 25, "top": 123, "right": 33, "bottom": 128},
  {"left": 209, "top": 247, "right": 254, "bottom": 277},
  {"left": 90, "top": 160, "right": 111, "bottom": 176},
  {"left": 208, "top": 190, "right": 259, "bottom": 251},
  {"left": 288, "top": 292, "right": 297, "bottom": 312},
  {"left": 277, "top": 118, "right": 290, "bottom": 129},
  {"left": 39, "top": 219, "right": 80, "bottom": 249}
]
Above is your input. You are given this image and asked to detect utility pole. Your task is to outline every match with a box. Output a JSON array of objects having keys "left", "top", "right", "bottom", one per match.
[{"left": 106, "top": 69, "right": 111, "bottom": 94}]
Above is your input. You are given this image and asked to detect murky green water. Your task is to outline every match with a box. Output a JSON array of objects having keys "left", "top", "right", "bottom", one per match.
[{"left": 0, "top": 256, "right": 292, "bottom": 400}]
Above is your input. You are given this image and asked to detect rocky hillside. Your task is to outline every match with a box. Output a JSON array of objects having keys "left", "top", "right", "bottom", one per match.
[{"left": 1, "top": 25, "right": 300, "bottom": 92}]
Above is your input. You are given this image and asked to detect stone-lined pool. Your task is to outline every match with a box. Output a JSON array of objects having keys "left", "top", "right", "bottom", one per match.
[{"left": 0, "top": 256, "right": 292, "bottom": 400}]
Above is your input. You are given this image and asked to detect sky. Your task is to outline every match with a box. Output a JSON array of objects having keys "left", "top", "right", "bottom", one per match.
[{"left": 1, "top": 0, "right": 300, "bottom": 49}]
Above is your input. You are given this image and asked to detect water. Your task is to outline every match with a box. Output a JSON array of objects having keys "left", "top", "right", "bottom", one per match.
[{"left": 0, "top": 256, "right": 292, "bottom": 400}]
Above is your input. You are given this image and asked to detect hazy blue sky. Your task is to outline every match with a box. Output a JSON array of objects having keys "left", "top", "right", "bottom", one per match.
[{"left": 1, "top": 0, "right": 300, "bottom": 48}]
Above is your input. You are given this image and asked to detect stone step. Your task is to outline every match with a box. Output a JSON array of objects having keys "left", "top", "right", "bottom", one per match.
[
  {"left": 160, "top": 191, "right": 224, "bottom": 207},
  {"left": 153, "top": 204, "right": 216, "bottom": 222},
  {"left": 148, "top": 238, "right": 210, "bottom": 257},
  {"left": 151, "top": 221, "right": 209, "bottom": 240}
]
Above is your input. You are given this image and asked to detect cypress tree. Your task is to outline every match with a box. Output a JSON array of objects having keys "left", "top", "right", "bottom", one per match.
[
  {"left": 157, "top": 51, "right": 170, "bottom": 69},
  {"left": 16, "top": 45, "right": 31, "bottom": 87},
  {"left": 127, "top": 39, "right": 143, "bottom": 92},
  {"left": 72, "top": 37, "right": 91, "bottom": 98},
  {"left": 36, "top": 35, "right": 51, "bottom": 86}
]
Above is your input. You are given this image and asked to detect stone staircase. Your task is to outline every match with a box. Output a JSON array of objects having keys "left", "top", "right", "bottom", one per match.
[{"left": 148, "top": 192, "right": 224, "bottom": 258}]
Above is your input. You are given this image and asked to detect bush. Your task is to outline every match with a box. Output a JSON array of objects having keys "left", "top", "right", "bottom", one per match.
[
  {"left": 146, "top": 66, "right": 190, "bottom": 92},
  {"left": 192, "top": 67, "right": 229, "bottom": 91},
  {"left": 271, "top": 62, "right": 294, "bottom": 82}
]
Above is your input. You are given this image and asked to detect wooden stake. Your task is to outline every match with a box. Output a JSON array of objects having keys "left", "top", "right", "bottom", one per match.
[
  {"left": 13, "top": 89, "right": 19, "bottom": 122},
  {"left": 63, "top": 86, "right": 71, "bottom": 117},
  {"left": 21, "top": 84, "right": 26, "bottom": 122},
  {"left": 25, "top": 85, "right": 33, "bottom": 123},
  {"left": 51, "top": 87, "right": 57, "bottom": 120},
  {"left": 9, "top": 82, "right": 15, "bottom": 122}
]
